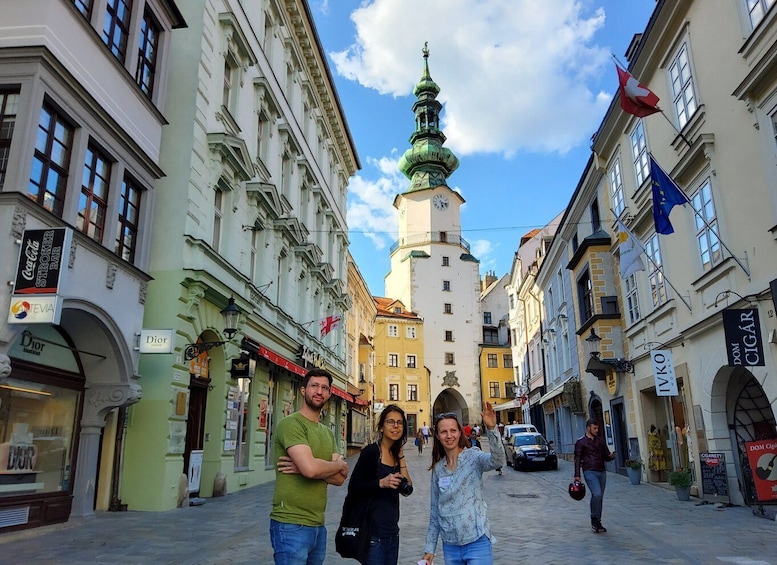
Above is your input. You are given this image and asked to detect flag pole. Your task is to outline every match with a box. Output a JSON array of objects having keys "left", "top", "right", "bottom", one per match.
[
  {"left": 612, "top": 211, "right": 693, "bottom": 312},
  {"left": 658, "top": 111, "right": 693, "bottom": 148},
  {"left": 649, "top": 155, "right": 751, "bottom": 279}
]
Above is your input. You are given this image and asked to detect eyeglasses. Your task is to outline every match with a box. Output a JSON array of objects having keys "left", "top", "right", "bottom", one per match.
[
  {"left": 305, "top": 383, "right": 331, "bottom": 393},
  {"left": 435, "top": 412, "right": 457, "bottom": 423},
  {"left": 384, "top": 419, "right": 403, "bottom": 427}
]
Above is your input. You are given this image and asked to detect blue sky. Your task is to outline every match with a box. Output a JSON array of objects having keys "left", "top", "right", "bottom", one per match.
[{"left": 309, "top": 0, "right": 657, "bottom": 296}]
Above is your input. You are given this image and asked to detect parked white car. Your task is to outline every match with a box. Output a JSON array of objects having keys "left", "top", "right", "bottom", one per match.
[{"left": 503, "top": 423, "right": 538, "bottom": 440}]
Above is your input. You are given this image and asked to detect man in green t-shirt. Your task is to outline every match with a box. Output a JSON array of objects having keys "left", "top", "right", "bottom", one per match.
[{"left": 270, "top": 368, "right": 348, "bottom": 564}]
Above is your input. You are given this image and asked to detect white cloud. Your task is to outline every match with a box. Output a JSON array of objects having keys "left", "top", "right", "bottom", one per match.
[
  {"left": 347, "top": 155, "right": 404, "bottom": 248},
  {"left": 330, "top": 0, "right": 612, "bottom": 156},
  {"left": 470, "top": 239, "right": 498, "bottom": 273}
]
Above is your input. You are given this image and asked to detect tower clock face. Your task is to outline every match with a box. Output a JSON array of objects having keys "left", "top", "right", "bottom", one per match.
[{"left": 432, "top": 194, "right": 449, "bottom": 211}]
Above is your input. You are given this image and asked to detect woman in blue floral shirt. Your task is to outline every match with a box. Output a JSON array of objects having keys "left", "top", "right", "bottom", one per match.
[{"left": 422, "top": 403, "right": 505, "bottom": 565}]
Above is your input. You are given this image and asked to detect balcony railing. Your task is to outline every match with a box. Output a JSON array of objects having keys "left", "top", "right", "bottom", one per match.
[{"left": 390, "top": 232, "right": 470, "bottom": 254}]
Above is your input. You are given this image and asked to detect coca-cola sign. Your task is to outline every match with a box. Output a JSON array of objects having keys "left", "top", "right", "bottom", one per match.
[{"left": 13, "top": 228, "right": 70, "bottom": 294}]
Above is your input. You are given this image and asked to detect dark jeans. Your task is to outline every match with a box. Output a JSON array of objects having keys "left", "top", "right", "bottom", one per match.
[
  {"left": 583, "top": 469, "right": 606, "bottom": 522},
  {"left": 364, "top": 534, "right": 399, "bottom": 565}
]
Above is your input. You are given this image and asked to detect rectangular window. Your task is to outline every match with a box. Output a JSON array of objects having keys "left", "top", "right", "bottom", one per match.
[
  {"left": 442, "top": 256, "right": 449, "bottom": 266},
  {"left": 389, "top": 383, "right": 399, "bottom": 401},
  {"left": 503, "top": 354, "right": 513, "bottom": 368},
  {"left": 257, "top": 110, "right": 270, "bottom": 163},
  {"left": 439, "top": 231, "right": 447, "bottom": 243},
  {"left": 213, "top": 188, "right": 223, "bottom": 251},
  {"left": 72, "top": 0, "right": 92, "bottom": 18},
  {"left": 388, "top": 353, "right": 399, "bottom": 367},
  {"left": 747, "top": 0, "right": 775, "bottom": 30},
  {"left": 591, "top": 198, "right": 601, "bottom": 232},
  {"left": 489, "top": 381, "right": 500, "bottom": 398},
  {"left": 487, "top": 354, "right": 498, "bottom": 368},
  {"left": 406, "top": 355, "right": 416, "bottom": 368},
  {"left": 442, "top": 280, "right": 451, "bottom": 291},
  {"left": 692, "top": 180, "right": 721, "bottom": 271},
  {"left": 0, "top": 377, "right": 79, "bottom": 498},
  {"left": 483, "top": 312, "right": 492, "bottom": 325},
  {"left": 115, "top": 174, "right": 142, "bottom": 263},
  {"left": 136, "top": 8, "right": 160, "bottom": 97},
  {"left": 407, "top": 384, "right": 418, "bottom": 401},
  {"left": 78, "top": 142, "right": 111, "bottom": 243},
  {"left": 444, "top": 330, "right": 453, "bottom": 342},
  {"left": 645, "top": 233, "right": 666, "bottom": 307},
  {"left": 577, "top": 270, "right": 594, "bottom": 322},
  {"left": 444, "top": 352, "right": 455, "bottom": 365},
  {"left": 669, "top": 43, "right": 697, "bottom": 129},
  {"left": 625, "top": 273, "right": 640, "bottom": 325},
  {"left": 630, "top": 120, "right": 649, "bottom": 187},
  {"left": 102, "top": 0, "right": 133, "bottom": 61},
  {"left": 387, "top": 325, "right": 398, "bottom": 337},
  {"left": 223, "top": 59, "right": 235, "bottom": 110},
  {"left": 29, "top": 104, "right": 74, "bottom": 216},
  {"left": 0, "top": 89, "right": 19, "bottom": 189},
  {"left": 444, "top": 303, "right": 452, "bottom": 314},
  {"left": 405, "top": 326, "right": 416, "bottom": 339},
  {"left": 483, "top": 328, "right": 498, "bottom": 344},
  {"left": 609, "top": 158, "right": 625, "bottom": 216},
  {"left": 234, "top": 376, "right": 251, "bottom": 469}
]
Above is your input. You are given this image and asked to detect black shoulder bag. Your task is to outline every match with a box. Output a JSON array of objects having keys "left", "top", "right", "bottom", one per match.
[{"left": 335, "top": 445, "right": 379, "bottom": 562}]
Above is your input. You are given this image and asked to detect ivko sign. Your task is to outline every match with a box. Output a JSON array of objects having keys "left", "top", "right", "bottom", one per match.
[{"left": 722, "top": 309, "right": 765, "bottom": 367}]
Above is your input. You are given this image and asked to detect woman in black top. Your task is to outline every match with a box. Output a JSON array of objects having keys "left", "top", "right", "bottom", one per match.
[{"left": 348, "top": 404, "right": 413, "bottom": 565}]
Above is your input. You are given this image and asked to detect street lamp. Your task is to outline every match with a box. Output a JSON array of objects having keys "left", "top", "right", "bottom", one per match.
[
  {"left": 584, "top": 328, "right": 633, "bottom": 380},
  {"left": 184, "top": 297, "right": 241, "bottom": 361}
]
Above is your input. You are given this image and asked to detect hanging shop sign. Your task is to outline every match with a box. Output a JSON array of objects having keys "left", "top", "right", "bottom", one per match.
[
  {"left": 744, "top": 439, "right": 777, "bottom": 502},
  {"left": 138, "top": 329, "right": 174, "bottom": 353},
  {"left": 298, "top": 344, "right": 325, "bottom": 369},
  {"left": 722, "top": 309, "right": 765, "bottom": 367},
  {"left": 8, "top": 227, "right": 71, "bottom": 325},
  {"left": 651, "top": 350, "right": 679, "bottom": 396}
]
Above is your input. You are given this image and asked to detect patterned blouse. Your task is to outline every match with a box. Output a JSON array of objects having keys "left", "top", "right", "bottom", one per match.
[{"left": 424, "top": 428, "right": 506, "bottom": 553}]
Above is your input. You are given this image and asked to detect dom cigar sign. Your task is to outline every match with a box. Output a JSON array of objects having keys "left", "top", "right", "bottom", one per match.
[
  {"left": 8, "top": 228, "right": 71, "bottom": 325},
  {"left": 722, "top": 309, "right": 765, "bottom": 367}
]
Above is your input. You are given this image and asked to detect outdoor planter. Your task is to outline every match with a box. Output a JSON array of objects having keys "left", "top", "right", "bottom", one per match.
[
  {"left": 674, "top": 486, "right": 691, "bottom": 501},
  {"left": 669, "top": 469, "right": 693, "bottom": 501},
  {"left": 627, "top": 466, "right": 642, "bottom": 485}
]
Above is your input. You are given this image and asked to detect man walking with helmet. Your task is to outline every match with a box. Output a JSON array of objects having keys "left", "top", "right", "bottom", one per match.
[{"left": 574, "top": 418, "right": 616, "bottom": 533}]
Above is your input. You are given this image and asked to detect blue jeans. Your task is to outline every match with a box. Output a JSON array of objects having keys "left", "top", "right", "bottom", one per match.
[
  {"left": 441, "top": 534, "right": 492, "bottom": 565},
  {"left": 269, "top": 519, "right": 326, "bottom": 565},
  {"left": 583, "top": 469, "right": 607, "bottom": 522},
  {"left": 364, "top": 534, "right": 399, "bottom": 565}
]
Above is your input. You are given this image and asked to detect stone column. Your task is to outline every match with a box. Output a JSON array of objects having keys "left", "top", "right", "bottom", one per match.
[{"left": 70, "top": 383, "right": 142, "bottom": 517}]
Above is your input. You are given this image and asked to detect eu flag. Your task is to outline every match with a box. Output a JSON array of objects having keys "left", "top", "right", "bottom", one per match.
[{"left": 650, "top": 155, "right": 688, "bottom": 235}]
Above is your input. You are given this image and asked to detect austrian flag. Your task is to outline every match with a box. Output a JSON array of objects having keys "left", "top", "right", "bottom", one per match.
[
  {"left": 319, "top": 314, "right": 341, "bottom": 338},
  {"left": 615, "top": 64, "right": 660, "bottom": 118}
]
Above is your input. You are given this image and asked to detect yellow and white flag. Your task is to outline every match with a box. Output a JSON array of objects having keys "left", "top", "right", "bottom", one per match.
[{"left": 617, "top": 219, "right": 645, "bottom": 279}]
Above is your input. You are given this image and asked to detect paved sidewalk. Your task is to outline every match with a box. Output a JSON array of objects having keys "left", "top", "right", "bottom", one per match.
[{"left": 0, "top": 441, "right": 775, "bottom": 564}]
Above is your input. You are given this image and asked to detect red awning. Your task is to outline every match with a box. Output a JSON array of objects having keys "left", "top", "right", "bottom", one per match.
[
  {"left": 257, "top": 345, "right": 306, "bottom": 377},
  {"left": 330, "top": 385, "right": 350, "bottom": 401},
  {"left": 352, "top": 397, "right": 369, "bottom": 406}
]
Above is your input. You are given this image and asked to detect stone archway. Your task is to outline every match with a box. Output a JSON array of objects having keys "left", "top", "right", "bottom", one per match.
[
  {"left": 708, "top": 365, "right": 776, "bottom": 506},
  {"left": 433, "top": 387, "right": 469, "bottom": 427}
]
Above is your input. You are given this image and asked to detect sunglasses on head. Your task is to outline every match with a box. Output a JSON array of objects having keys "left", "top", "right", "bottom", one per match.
[{"left": 435, "top": 412, "right": 457, "bottom": 423}]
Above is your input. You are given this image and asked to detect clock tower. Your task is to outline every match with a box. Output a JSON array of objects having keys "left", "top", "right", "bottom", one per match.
[{"left": 386, "top": 44, "right": 482, "bottom": 424}]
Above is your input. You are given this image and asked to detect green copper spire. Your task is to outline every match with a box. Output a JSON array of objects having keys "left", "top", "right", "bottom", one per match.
[{"left": 398, "top": 43, "right": 459, "bottom": 191}]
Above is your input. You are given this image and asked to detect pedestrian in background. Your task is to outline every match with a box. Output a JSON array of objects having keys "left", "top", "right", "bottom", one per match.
[
  {"left": 574, "top": 418, "right": 616, "bottom": 534},
  {"left": 421, "top": 422, "right": 431, "bottom": 445},
  {"left": 416, "top": 427, "right": 425, "bottom": 455},
  {"left": 347, "top": 404, "right": 413, "bottom": 565},
  {"left": 422, "top": 403, "right": 505, "bottom": 565},
  {"left": 270, "top": 368, "right": 349, "bottom": 564}
]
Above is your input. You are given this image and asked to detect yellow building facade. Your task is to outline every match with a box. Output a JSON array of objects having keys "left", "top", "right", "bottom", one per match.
[
  {"left": 373, "top": 298, "right": 430, "bottom": 436},
  {"left": 479, "top": 344, "right": 515, "bottom": 425}
]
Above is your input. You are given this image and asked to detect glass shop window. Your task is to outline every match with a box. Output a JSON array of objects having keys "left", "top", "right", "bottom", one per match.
[{"left": 0, "top": 378, "right": 79, "bottom": 498}]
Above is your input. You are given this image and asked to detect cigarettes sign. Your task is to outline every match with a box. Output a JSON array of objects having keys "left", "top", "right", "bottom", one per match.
[{"left": 745, "top": 439, "right": 777, "bottom": 502}]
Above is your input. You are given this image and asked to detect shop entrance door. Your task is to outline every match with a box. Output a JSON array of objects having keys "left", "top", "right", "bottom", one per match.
[{"left": 184, "top": 378, "right": 209, "bottom": 495}]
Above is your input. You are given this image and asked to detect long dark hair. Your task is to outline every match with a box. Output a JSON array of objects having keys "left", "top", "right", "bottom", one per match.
[
  {"left": 429, "top": 413, "right": 469, "bottom": 470},
  {"left": 377, "top": 404, "right": 408, "bottom": 462}
]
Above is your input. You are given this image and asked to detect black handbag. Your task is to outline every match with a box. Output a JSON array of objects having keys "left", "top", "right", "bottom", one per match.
[{"left": 334, "top": 491, "right": 372, "bottom": 561}]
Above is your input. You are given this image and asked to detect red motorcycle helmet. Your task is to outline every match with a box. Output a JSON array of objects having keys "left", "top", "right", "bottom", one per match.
[{"left": 568, "top": 480, "right": 586, "bottom": 501}]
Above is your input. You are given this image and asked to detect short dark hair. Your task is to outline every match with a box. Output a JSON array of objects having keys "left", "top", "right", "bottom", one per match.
[
  {"left": 586, "top": 418, "right": 598, "bottom": 427},
  {"left": 302, "top": 368, "right": 332, "bottom": 387}
]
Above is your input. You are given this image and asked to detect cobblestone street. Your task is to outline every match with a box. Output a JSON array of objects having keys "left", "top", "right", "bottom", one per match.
[{"left": 1, "top": 444, "right": 775, "bottom": 564}]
